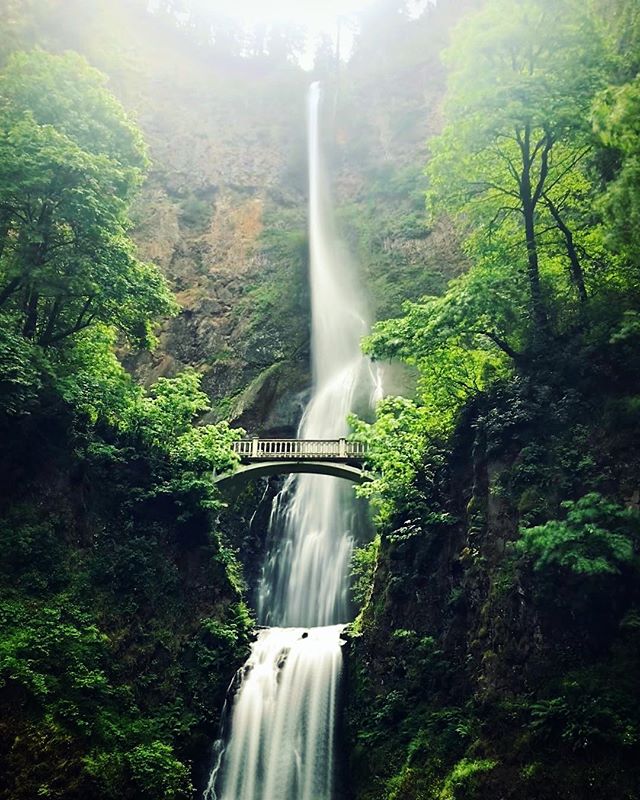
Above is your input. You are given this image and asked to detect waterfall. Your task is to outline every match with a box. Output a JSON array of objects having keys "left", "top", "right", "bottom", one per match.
[
  {"left": 206, "top": 82, "right": 377, "bottom": 800},
  {"left": 256, "top": 81, "right": 372, "bottom": 628},
  {"left": 206, "top": 626, "right": 343, "bottom": 800}
]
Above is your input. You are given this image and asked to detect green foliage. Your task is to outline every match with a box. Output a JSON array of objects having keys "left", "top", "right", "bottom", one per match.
[
  {"left": 0, "top": 315, "right": 43, "bottom": 413},
  {"left": 0, "top": 599, "right": 113, "bottom": 746},
  {"left": 364, "top": 287, "right": 511, "bottom": 428},
  {"left": 350, "top": 397, "right": 435, "bottom": 522},
  {"left": 594, "top": 74, "right": 640, "bottom": 275},
  {"left": 52, "top": 324, "right": 139, "bottom": 426},
  {"left": 350, "top": 534, "right": 380, "bottom": 609},
  {"left": 518, "top": 493, "right": 639, "bottom": 575},
  {"left": 114, "top": 370, "right": 243, "bottom": 516},
  {"left": 0, "top": 418, "right": 249, "bottom": 798},
  {"left": 347, "top": 9, "right": 640, "bottom": 800},
  {"left": 438, "top": 758, "right": 497, "bottom": 800},
  {"left": 359, "top": 271, "right": 512, "bottom": 476},
  {"left": 354, "top": 0, "right": 640, "bottom": 529},
  {"left": 233, "top": 215, "right": 309, "bottom": 365},
  {"left": 0, "top": 41, "right": 249, "bottom": 800},
  {"left": 125, "top": 371, "right": 212, "bottom": 449},
  {"left": 428, "top": 0, "right": 608, "bottom": 334},
  {"left": 530, "top": 668, "right": 640, "bottom": 750},
  {"left": 126, "top": 742, "right": 192, "bottom": 800},
  {"left": 0, "top": 505, "right": 68, "bottom": 594},
  {"left": 0, "top": 49, "right": 177, "bottom": 348}
]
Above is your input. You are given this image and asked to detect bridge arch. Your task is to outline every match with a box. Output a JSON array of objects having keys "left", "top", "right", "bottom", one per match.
[{"left": 213, "top": 460, "right": 372, "bottom": 488}]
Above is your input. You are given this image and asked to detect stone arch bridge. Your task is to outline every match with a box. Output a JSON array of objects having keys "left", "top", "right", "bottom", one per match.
[{"left": 213, "top": 438, "right": 372, "bottom": 487}]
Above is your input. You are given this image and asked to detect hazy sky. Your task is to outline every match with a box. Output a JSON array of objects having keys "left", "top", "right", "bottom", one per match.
[
  {"left": 210, "top": 0, "right": 429, "bottom": 26},
  {"left": 204, "top": 0, "right": 432, "bottom": 66}
]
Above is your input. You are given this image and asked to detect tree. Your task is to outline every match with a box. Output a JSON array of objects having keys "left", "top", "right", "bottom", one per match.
[
  {"left": 353, "top": 0, "right": 631, "bottom": 518},
  {"left": 265, "top": 23, "right": 306, "bottom": 65},
  {"left": 518, "top": 493, "right": 639, "bottom": 576},
  {"left": 592, "top": 0, "right": 640, "bottom": 80},
  {"left": 428, "top": 0, "right": 607, "bottom": 345},
  {"left": 313, "top": 34, "right": 337, "bottom": 79},
  {"left": 0, "top": 49, "right": 176, "bottom": 348},
  {"left": 594, "top": 75, "right": 640, "bottom": 279}
]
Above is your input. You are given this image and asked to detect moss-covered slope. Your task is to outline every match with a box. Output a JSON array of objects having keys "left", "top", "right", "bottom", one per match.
[
  {"left": 0, "top": 402, "right": 251, "bottom": 800},
  {"left": 347, "top": 347, "right": 640, "bottom": 799}
]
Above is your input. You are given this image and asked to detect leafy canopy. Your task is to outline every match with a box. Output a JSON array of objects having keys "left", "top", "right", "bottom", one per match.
[
  {"left": 0, "top": 49, "right": 176, "bottom": 348},
  {"left": 353, "top": 0, "right": 639, "bottom": 519},
  {"left": 594, "top": 74, "right": 640, "bottom": 276},
  {"left": 518, "top": 493, "right": 639, "bottom": 575}
]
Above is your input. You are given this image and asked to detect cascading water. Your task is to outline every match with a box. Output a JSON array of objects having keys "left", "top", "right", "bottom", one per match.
[{"left": 206, "top": 82, "right": 379, "bottom": 800}]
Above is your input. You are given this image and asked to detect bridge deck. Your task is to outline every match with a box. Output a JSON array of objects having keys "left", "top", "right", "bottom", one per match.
[{"left": 233, "top": 438, "right": 367, "bottom": 462}]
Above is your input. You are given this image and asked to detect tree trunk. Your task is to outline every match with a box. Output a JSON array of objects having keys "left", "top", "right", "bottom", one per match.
[
  {"left": 22, "top": 290, "right": 39, "bottom": 339},
  {"left": 38, "top": 297, "right": 62, "bottom": 346},
  {"left": 0, "top": 209, "right": 12, "bottom": 262},
  {"left": 518, "top": 124, "right": 549, "bottom": 339},
  {"left": 544, "top": 195, "right": 588, "bottom": 305},
  {"left": 521, "top": 195, "right": 548, "bottom": 334},
  {"left": 0, "top": 277, "right": 21, "bottom": 307}
]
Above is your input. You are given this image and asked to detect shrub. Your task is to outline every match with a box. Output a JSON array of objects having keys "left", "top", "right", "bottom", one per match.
[
  {"left": 518, "top": 493, "right": 639, "bottom": 575},
  {"left": 127, "top": 741, "right": 192, "bottom": 799},
  {"left": 438, "top": 758, "right": 498, "bottom": 800}
]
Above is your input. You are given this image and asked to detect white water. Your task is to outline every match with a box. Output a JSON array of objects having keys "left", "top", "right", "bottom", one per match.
[
  {"left": 207, "top": 626, "right": 344, "bottom": 800},
  {"left": 207, "top": 83, "right": 378, "bottom": 800},
  {"left": 256, "top": 81, "right": 374, "bottom": 628}
]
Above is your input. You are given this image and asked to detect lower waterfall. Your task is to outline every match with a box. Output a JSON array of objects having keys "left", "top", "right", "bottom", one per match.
[
  {"left": 208, "top": 627, "right": 344, "bottom": 800},
  {"left": 205, "top": 82, "right": 376, "bottom": 800}
]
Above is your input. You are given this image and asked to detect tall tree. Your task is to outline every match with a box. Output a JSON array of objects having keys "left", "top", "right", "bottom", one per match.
[
  {"left": 428, "top": 0, "right": 607, "bottom": 344},
  {"left": 0, "top": 50, "right": 176, "bottom": 347}
]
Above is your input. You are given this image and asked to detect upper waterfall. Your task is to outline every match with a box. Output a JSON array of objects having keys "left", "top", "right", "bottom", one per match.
[
  {"left": 256, "top": 82, "right": 378, "bottom": 628},
  {"left": 307, "top": 81, "right": 370, "bottom": 401}
]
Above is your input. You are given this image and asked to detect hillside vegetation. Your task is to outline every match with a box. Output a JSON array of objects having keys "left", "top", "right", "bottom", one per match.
[
  {"left": 1, "top": 0, "right": 639, "bottom": 798},
  {"left": 347, "top": 1, "right": 640, "bottom": 797}
]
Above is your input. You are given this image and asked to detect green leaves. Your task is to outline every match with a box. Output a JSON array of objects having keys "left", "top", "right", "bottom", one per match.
[
  {"left": 125, "top": 742, "right": 192, "bottom": 800},
  {"left": 438, "top": 758, "right": 498, "bottom": 800},
  {"left": 121, "top": 370, "right": 243, "bottom": 503},
  {"left": 125, "top": 371, "right": 212, "bottom": 451},
  {"left": 428, "top": 0, "right": 611, "bottom": 339},
  {"left": 0, "top": 600, "right": 110, "bottom": 714},
  {"left": 350, "top": 534, "right": 381, "bottom": 609},
  {"left": 0, "top": 315, "right": 43, "bottom": 414},
  {"left": 0, "top": 49, "right": 176, "bottom": 348},
  {"left": 350, "top": 397, "right": 433, "bottom": 522},
  {"left": 594, "top": 75, "right": 640, "bottom": 273},
  {"left": 356, "top": 0, "right": 640, "bottom": 526},
  {"left": 518, "top": 493, "right": 639, "bottom": 575},
  {"left": 0, "top": 49, "right": 148, "bottom": 182}
]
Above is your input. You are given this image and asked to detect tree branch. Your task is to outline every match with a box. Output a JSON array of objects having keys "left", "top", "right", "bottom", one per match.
[
  {"left": 471, "top": 329, "right": 521, "bottom": 360},
  {"left": 37, "top": 297, "right": 63, "bottom": 345},
  {"left": 542, "top": 146, "right": 592, "bottom": 195},
  {"left": 532, "top": 130, "right": 554, "bottom": 208},
  {"left": 0, "top": 276, "right": 22, "bottom": 307},
  {"left": 542, "top": 192, "right": 588, "bottom": 304}
]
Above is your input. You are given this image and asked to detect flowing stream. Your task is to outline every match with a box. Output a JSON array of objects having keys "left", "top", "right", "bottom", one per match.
[{"left": 206, "top": 82, "right": 379, "bottom": 800}]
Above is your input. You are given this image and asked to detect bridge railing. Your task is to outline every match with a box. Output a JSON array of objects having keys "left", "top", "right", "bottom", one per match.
[{"left": 233, "top": 438, "right": 368, "bottom": 461}]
